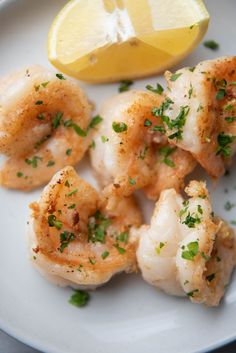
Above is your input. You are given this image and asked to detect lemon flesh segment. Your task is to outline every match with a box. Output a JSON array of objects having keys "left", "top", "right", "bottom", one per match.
[{"left": 48, "top": 0, "right": 210, "bottom": 82}]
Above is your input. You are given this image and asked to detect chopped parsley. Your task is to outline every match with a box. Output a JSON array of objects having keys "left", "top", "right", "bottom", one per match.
[
  {"left": 224, "top": 201, "right": 235, "bottom": 211},
  {"left": 101, "top": 250, "right": 109, "bottom": 259},
  {"left": 65, "top": 180, "right": 70, "bottom": 187},
  {"left": 225, "top": 116, "right": 236, "bottom": 123},
  {"left": 88, "top": 210, "right": 111, "bottom": 243},
  {"left": 64, "top": 119, "right": 87, "bottom": 137},
  {"left": 152, "top": 100, "right": 189, "bottom": 140},
  {"left": 101, "top": 135, "right": 109, "bottom": 143},
  {"left": 129, "top": 177, "right": 136, "bottom": 185},
  {"left": 25, "top": 156, "right": 42, "bottom": 168},
  {"left": 156, "top": 241, "right": 165, "bottom": 255},
  {"left": 146, "top": 83, "right": 164, "bottom": 95},
  {"left": 66, "top": 148, "right": 72, "bottom": 156},
  {"left": 188, "top": 83, "right": 193, "bottom": 99},
  {"left": 16, "top": 172, "right": 23, "bottom": 178},
  {"left": 181, "top": 241, "right": 199, "bottom": 261},
  {"left": 139, "top": 146, "right": 149, "bottom": 160},
  {"left": 66, "top": 189, "right": 78, "bottom": 197},
  {"left": 117, "top": 231, "right": 129, "bottom": 244},
  {"left": 113, "top": 244, "right": 126, "bottom": 254},
  {"left": 182, "top": 212, "right": 201, "bottom": 228},
  {"left": 68, "top": 203, "right": 76, "bottom": 209},
  {"left": 89, "top": 140, "right": 96, "bottom": 149},
  {"left": 119, "top": 80, "right": 133, "bottom": 92},
  {"left": 56, "top": 73, "right": 66, "bottom": 80},
  {"left": 144, "top": 119, "right": 152, "bottom": 127},
  {"left": 112, "top": 121, "right": 128, "bottom": 133},
  {"left": 35, "top": 100, "right": 43, "bottom": 105},
  {"left": 89, "top": 257, "right": 96, "bottom": 265},
  {"left": 203, "top": 40, "right": 219, "bottom": 50},
  {"left": 35, "top": 81, "right": 50, "bottom": 91},
  {"left": 47, "top": 160, "right": 55, "bottom": 167},
  {"left": 69, "top": 290, "right": 89, "bottom": 308},
  {"left": 187, "top": 289, "right": 199, "bottom": 297},
  {"left": 170, "top": 73, "right": 182, "bottom": 81},
  {"left": 58, "top": 231, "right": 75, "bottom": 252},
  {"left": 216, "top": 88, "right": 226, "bottom": 100},
  {"left": 89, "top": 115, "right": 103, "bottom": 129},
  {"left": 201, "top": 252, "right": 210, "bottom": 261},
  {"left": 206, "top": 273, "right": 215, "bottom": 282},
  {"left": 52, "top": 112, "right": 63, "bottom": 129},
  {"left": 216, "top": 132, "right": 235, "bottom": 157},
  {"left": 48, "top": 214, "right": 63, "bottom": 230},
  {"left": 37, "top": 113, "right": 45, "bottom": 120},
  {"left": 152, "top": 125, "right": 166, "bottom": 133},
  {"left": 159, "top": 146, "right": 176, "bottom": 167}
]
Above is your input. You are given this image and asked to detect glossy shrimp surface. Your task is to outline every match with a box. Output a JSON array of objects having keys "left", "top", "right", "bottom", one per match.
[
  {"left": 29, "top": 166, "right": 142, "bottom": 288},
  {"left": 90, "top": 90, "right": 195, "bottom": 203},
  {"left": 136, "top": 180, "right": 236, "bottom": 306},
  {"left": 0, "top": 66, "right": 92, "bottom": 190},
  {"left": 162, "top": 56, "right": 236, "bottom": 178}
]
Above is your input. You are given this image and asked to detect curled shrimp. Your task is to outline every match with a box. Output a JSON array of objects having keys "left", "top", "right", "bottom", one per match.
[
  {"left": 0, "top": 65, "right": 92, "bottom": 190},
  {"left": 28, "top": 166, "right": 142, "bottom": 288},
  {"left": 135, "top": 180, "right": 236, "bottom": 306},
  {"left": 162, "top": 56, "right": 236, "bottom": 178},
  {"left": 90, "top": 90, "right": 195, "bottom": 206}
]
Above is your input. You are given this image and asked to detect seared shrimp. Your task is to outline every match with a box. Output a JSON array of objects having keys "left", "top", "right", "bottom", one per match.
[
  {"left": 90, "top": 90, "right": 195, "bottom": 204},
  {"left": 161, "top": 56, "right": 236, "bottom": 178},
  {"left": 135, "top": 180, "right": 236, "bottom": 306},
  {"left": 0, "top": 66, "right": 92, "bottom": 190},
  {"left": 28, "top": 166, "right": 142, "bottom": 288}
]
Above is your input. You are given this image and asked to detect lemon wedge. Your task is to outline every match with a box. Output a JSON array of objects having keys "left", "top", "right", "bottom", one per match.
[{"left": 48, "top": 0, "right": 209, "bottom": 82}]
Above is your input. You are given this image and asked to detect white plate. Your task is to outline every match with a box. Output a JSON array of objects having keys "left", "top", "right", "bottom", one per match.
[{"left": 0, "top": 0, "right": 236, "bottom": 352}]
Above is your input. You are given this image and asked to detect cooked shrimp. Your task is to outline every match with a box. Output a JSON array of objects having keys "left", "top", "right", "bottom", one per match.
[
  {"left": 28, "top": 166, "right": 142, "bottom": 288},
  {"left": 161, "top": 56, "right": 236, "bottom": 178},
  {"left": 90, "top": 90, "right": 195, "bottom": 204},
  {"left": 135, "top": 180, "right": 236, "bottom": 306},
  {"left": 0, "top": 65, "right": 92, "bottom": 190}
]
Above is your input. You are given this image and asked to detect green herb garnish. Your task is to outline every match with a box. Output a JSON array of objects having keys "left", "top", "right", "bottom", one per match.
[
  {"left": 170, "top": 73, "right": 182, "bottom": 81},
  {"left": 146, "top": 83, "right": 164, "bottom": 95},
  {"left": 89, "top": 115, "right": 103, "bottom": 129},
  {"left": 119, "top": 80, "right": 133, "bottom": 92},
  {"left": 69, "top": 290, "right": 89, "bottom": 308},
  {"left": 112, "top": 121, "right": 128, "bottom": 133},
  {"left": 56, "top": 73, "right": 66, "bottom": 80},
  {"left": 52, "top": 112, "right": 63, "bottom": 129},
  {"left": 58, "top": 231, "right": 75, "bottom": 252},
  {"left": 159, "top": 146, "right": 176, "bottom": 167},
  {"left": 88, "top": 210, "right": 111, "bottom": 244},
  {"left": 181, "top": 241, "right": 199, "bottom": 261},
  {"left": 101, "top": 250, "right": 110, "bottom": 259},
  {"left": 216, "top": 132, "right": 235, "bottom": 157},
  {"left": 25, "top": 156, "right": 42, "bottom": 168},
  {"left": 48, "top": 214, "right": 63, "bottom": 230},
  {"left": 101, "top": 135, "right": 109, "bottom": 143},
  {"left": 203, "top": 40, "right": 219, "bottom": 50}
]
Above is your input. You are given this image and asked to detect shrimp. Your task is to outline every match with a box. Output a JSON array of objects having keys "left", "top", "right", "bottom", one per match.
[
  {"left": 0, "top": 65, "right": 92, "bottom": 190},
  {"left": 135, "top": 180, "right": 236, "bottom": 306},
  {"left": 161, "top": 56, "right": 236, "bottom": 178},
  {"left": 90, "top": 90, "right": 196, "bottom": 205},
  {"left": 28, "top": 166, "right": 142, "bottom": 288}
]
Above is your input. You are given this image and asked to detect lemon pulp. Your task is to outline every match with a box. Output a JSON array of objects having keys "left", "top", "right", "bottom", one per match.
[{"left": 48, "top": 0, "right": 210, "bottom": 82}]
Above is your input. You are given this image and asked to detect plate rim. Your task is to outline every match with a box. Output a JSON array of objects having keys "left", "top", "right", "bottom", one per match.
[
  {"left": 0, "top": 317, "right": 236, "bottom": 353},
  {"left": 0, "top": 0, "right": 236, "bottom": 352}
]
